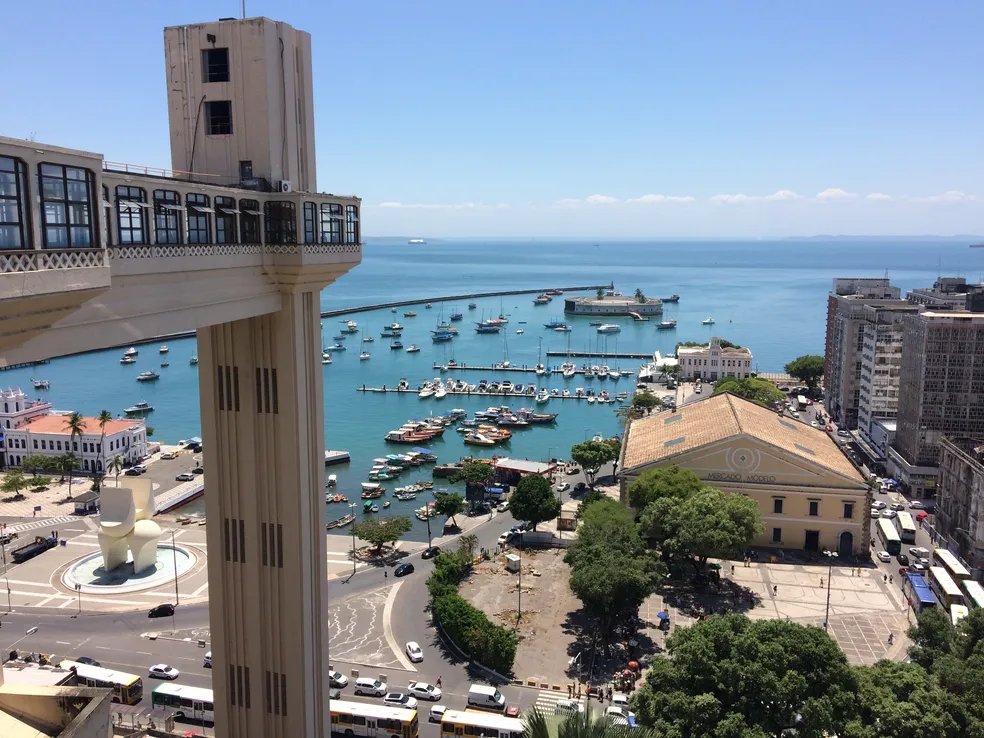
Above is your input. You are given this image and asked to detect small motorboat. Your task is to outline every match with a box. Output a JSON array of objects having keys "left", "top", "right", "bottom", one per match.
[
  {"left": 391, "top": 341, "right": 404, "bottom": 349},
  {"left": 327, "top": 474, "right": 337, "bottom": 487},
  {"left": 120, "top": 356, "right": 136, "bottom": 364},
  {"left": 124, "top": 347, "right": 138, "bottom": 357},
  {"left": 359, "top": 351, "right": 371, "bottom": 360},
  {"left": 383, "top": 501, "right": 391, "bottom": 508},
  {"left": 516, "top": 328, "right": 524, "bottom": 334},
  {"left": 392, "top": 307, "right": 397, "bottom": 312},
  {"left": 136, "top": 370, "right": 160, "bottom": 382},
  {"left": 468, "top": 303, "right": 477, "bottom": 309},
  {"left": 404, "top": 311, "right": 417, "bottom": 317},
  {"left": 425, "top": 303, "right": 433, "bottom": 309},
  {"left": 31, "top": 379, "right": 49, "bottom": 390},
  {"left": 363, "top": 501, "right": 380, "bottom": 513},
  {"left": 702, "top": 317, "right": 715, "bottom": 325},
  {"left": 159, "top": 345, "right": 169, "bottom": 353},
  {"left": 160, "top": 361, "right": 170, "bottom": 367},
  {"left": 363, "top": 336, "right": 374, "bottom": 343},
  {"left": 333, "top": 335, "right": 345, "bottom": 341},
  {"left": 322, "top": 354, "right": 333, "bottom": 365},
  {"left": 124, "top": 401, "right": 154, "bottom": 415},
  {"left": 190, "top": 356, "right": 199, "bottom": 365},
  {"left": 406, "top": 344, "right": 420, "bottom": 353}
]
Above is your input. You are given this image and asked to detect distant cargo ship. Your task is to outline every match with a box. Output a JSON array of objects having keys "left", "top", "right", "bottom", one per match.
[{"left": 408, "top": 238, "right": 427, "bottom": 244}]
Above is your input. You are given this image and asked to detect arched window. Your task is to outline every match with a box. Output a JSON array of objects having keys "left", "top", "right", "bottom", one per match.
[
  {"left": 320, "top": 204, "right": 342, "bottom": 244},
  {"left": 215, "top": 196, "right": 238, "bottom": 243},
  {"left": 116, "top": 185, "right": 148, "bottom": 244},
  {"left": 344, "top": 205, "right": 359, "bottom": 244},
  {"left": 186, "top": 193, "right": 212, "bottom": 244},
  {"left": 38, "top": 163, "right": 95, "bottom": 248},
  {"left": 2, "top": 157, "right": 32, "bottom": 249},
  {"left": 239, "top": 199, "right": 261, "bottom": 243},
  {"left": 154, "top": 190, "right": 183, "bottom": 244}
]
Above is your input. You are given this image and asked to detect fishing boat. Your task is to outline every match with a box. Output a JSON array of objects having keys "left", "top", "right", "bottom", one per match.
[
  {"left": 663, "top": 294, "right": 680, "bottom": 303},
  {"left": 432, "top": 331, "right": 455, "bottom": 342},
  {"left": 657, "top": 319, "right": 677, "bottom": 330},
  {"left": 325, "top": 342, "right": 346, "bottom": 352},
  {"left": 159, "top": 345, "right": 169, "bottom": 354},
  {"left": 533, "top": 295, "right": 550, "bottom": 305},
  {"left": 124, "top": 401, "right": 154, "bottom": 415},
  {"left": 124, "top": 347, "right": 138, "bottom": 357},
  {"left": 404, "top": 311, "right": 417, "bottom": 317},
  {"left": 406, "top": 344, "right": 420, "bottom": 353},
  {"left": 415, "top": 503, "right": 438, "bottom": 520},
  {"left": 361, "top": 482, "right": 385, "bottom": 498},
  {"left": 702, "top": 317, "right": 715, "bottom": 325},
  {"left": 31, "top": 379, "right": 49, "bottom": 390},
  {"left": 463, "top": 432, "right": 497, "bottom": 446},
  {"left": 395, "top": 491, "right": 418, "bottom": 501},
  {"left": 597, "top": 323, "right": 621, "bottom": 334},
  {"left": 390, "top": 340, "right": 404, "bottom": 349},
  {"left": 546, "top": 289, "right": 563, "bottom": 296},
  {"left": 544, "top": 320, "right": 567, "bottom": 329},
  {"left": 589, "top": 320, "right": 604, "bottom": 326},
  {"left": 363, "top": 336, "right": 374, "bottom": 343},
  {"left": 383, "top": 501, "right": 391, "bottom": 508},
  {"left": 554, "top": 324, "right": 572, "bottom": 332},
  {"left": 120, "top": 356, "right": 136, "bottom": 364},
  {"left": 326, "top": 513, "right": 355, "bottom": 530},
  {"left": 160, "top": 361, "right": 170, "bottom": 368},
  {"left": 450, "top": 311, "right": 463, "bottom": 322},
  {"left": 359, "top": 351, "right": 371, "bottom": 360},
  {"left": 322, "top": 353, "right": 333, "bottom": 365},
  {"left": 333, "top": 334, "right": 345, "bottom": 341},
  {"left": 327, "top": 474, "right": 337, "bottom": 487},
  {"left": 136, "top": 370, "right": 160, "bottom": 382},
  {"left": 468, "top": 303, "right": 477, "bottom": 309},
  {"left": 363, "top": 501, "right": 380, "bottom": 513},
  {"left": 475, "top": 321, "right": 501, "bottom": 334},
  {"left": 190, "top": 356, "right": 199, "bottom": 365}
]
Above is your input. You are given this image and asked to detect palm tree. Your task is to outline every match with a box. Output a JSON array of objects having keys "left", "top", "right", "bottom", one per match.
[
  {"left": 108, "top": 455, "right": 124, "bottom": 488},
  {"left": 457, "top": 534, "right": 479, "bottom": 560},
  {"left": 1, "top": 471, "right": 32, "bottom": 500},
  {"left": 634, "top": 288, "right": 646, "bottom": 303},
  {"left": 596, "top": 287, "right": 604, "bottom": 300},
  {"left": 524, "top": 706, "right": 647, "bottom": 738},
  {"left": 93, "top": 410, "right": 113, "bottom": 490},
  {"left": 64, "top": 412, "right": 85, "bottom": 500}
]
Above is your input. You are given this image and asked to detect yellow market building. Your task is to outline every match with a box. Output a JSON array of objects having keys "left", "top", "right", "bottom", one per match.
[{"left": 619, "top": 393, "right": 871, "bottom": 556}]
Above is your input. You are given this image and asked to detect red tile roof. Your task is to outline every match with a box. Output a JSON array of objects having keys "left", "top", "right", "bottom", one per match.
[{"left": 22, "top": 415, "right": 142, "bottom": 436}]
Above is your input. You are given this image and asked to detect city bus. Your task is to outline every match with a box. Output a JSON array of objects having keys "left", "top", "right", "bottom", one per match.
[
  {"left": 933, "top": 548, "right": 971, "bottom": 581},
  {"left": 439, "top": 709, "right": 524, "bottom": 738},
  {"left": 329, "top": 699, "right": 419, "bottom": 738},
  {"left": 902, "top": 572, "right": 937, "bottom": 613},
  {"left": 951, "top": 604, "right": 970, "bottom": 627},
  {"left": 59, "top": 660, "right": 143, "bottom": 705},
  {"left": 927, "top": 566, "right": 965, "bottom": 609},
  {"left": 895, "top": 512, "right": 917, "bottom": 544},
  {"left": 962, "top": 579, "right": 984, "bottom": 610},
  {"left": 876, "top": 517, "right": 901, "bottom": 555},
  {"left": 151, "top": 683, "right": 214, "bottom": 724}
]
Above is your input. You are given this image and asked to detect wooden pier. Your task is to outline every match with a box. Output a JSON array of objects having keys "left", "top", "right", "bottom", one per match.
[
  {"left": 546, "top": 350, "right": 653, "bottom": 359},
  {"left": 0, "top": 358, "right": 50, "bottom": 371},
  {"left": 355, "top": 385, "right": 627, "bottom": 402}
]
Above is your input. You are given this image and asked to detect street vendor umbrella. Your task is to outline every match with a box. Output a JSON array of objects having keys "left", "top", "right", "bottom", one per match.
[
  {"left": 622, "top": 669, "right": 633, "bottom": 676},
  {"left": 627, "top": 661, "right": 639, "bottom": 670},
  {"left": 657, "top": 611, "right": 668, "bottom": 620},
  {"left": 707, "top": 563, "right": 722, "bottom": 570}
]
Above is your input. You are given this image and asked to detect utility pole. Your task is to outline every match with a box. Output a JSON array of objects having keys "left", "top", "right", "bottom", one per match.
[
  {"left": 172, "top": 530, "right": 180, "bottom": 605},
  {"left": 516, "top": 536, "right": 523, "bottom": 624},
  {"left": 823, "top": 549, "right": 837, "bottom": 629},
  {"left": 349, "top": 503, "right": 357, "bottom": 577},
  {"left": 425, "top": 508, "right": 432, "bottom": 548}
]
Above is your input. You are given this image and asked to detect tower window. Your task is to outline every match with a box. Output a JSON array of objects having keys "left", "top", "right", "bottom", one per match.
[
  {"left": 206, "top": 101, "right": 233, "bottom": 135},
  {"left": 202, "top": 48, "right": 230, "bottom": 83}
]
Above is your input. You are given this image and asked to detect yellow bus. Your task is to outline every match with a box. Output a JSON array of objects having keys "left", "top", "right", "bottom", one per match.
[
  {"left": 439, "top": 709, "right": 524, "bottom": 738},
  {"left": 59, "top": 660, "right": 143, "bottom": 705},
  {"left": 927, "top": 566, "right": 965, "bottom": 609},
  {"left": 330, "top": 699, "right": 419, "bottom": 738},
  {"left": 962, "top": 579, "right": 984, "bottom": 610},
  {"left": 932, "top": 548, "right": 971, "bottom": 581}
]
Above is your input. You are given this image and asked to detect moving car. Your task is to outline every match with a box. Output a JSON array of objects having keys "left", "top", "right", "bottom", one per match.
[
  {"left": 175, "top": 472, "right": 195, "bottom": 481},
  {"left": 497, "top": 531, "right": 513, "bottom": 546},
  {"left": 872, "top": 501, "right": 887, "bottom": 510},
  {"left": 837, "top": 429, "right": 852, "bottom": 438},
  {"left": 429, "top": 705, "right": 448, "bottom": 723},
  {"left": 125, "top": 468, "right": 144, "bottom": 476},
  {"left": 354, "top": 678, "right": 387, "bottom": 696},
  {"left": 405, "top": 642, "right": 424, "bottom": 663},
  {"left": 422, "top": 546, "right": 441, "bottom": 559},
  {"left": 148, "top": 603, "right": 175, "bottom": 618},
  {"left": 394, "top": 563, "right": 414, "bottom": 577},
  {"left": 160, "top": 451, "right": 178, "bottom": 460},
  {"left": 890, "top": 503, "right": 906, "bottom": 511},
  {"left": 876, "top": 550, "right": 891, "bottom": 563},
  {"left": 882, "top": 510, "right": 897, "bottom": 519},
  {"left": 76, "top": 657, "right": 100, "bottom": 666},
  {"left": 896, "top": 553, "right": 910, "bottom": 566},
  {"left": 574, "top": 482, "right": 588, "bottom": 492},
  {"left": 383, "top": 693, "right": 418, "bottom": 710},
  {"left": 505, "top": 704, "right": 521, "bottom": 718},
  {"left": 555, "top": 699, "right": 584, "bottom": 715},
  {"left": 329, "top": 670, "right": 347, "bottom": 688},
  {"left": 192, "top": 466, "right": 204, "bottom": 474},
  {"left": 909, "top": 547, "right": 930, "bottom": 559},
  {"left": 407, "top": 681, "right": 442, "bottom": 700},
  {"left": 909, "top": 500, "right": 925, "bottom": 510},
  {"left": 149, "top": 664, "right": 180, "bottom": 680},
  {"left": 203, "top": 652, "right": 212, "bottom": 668},
  {"left": 556, "top": 482, "right": 571, "bottom": 492}
]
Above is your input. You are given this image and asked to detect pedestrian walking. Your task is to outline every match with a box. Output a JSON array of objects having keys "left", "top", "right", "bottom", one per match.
[
  {"left": 567, "top": 684, "right": 572, "bottom": 698},
  {"left": 384, "top": 571, "right": 388, "bottom": 578},
  {"left": 884, "top": 574, "right": 888, "bottom": 583},
  {"left": 888, "top": 632, "right": 894, "bottom": 645},
  {"left": 820, "top": 577, "right": 824, "bottom": 587},
  {"left": 772, "top": 584, "right": 778, "bottom": 597},
  {"left": 889, "top": 575, "right": 893, "bottom": 585},
  {"left": 437, "top": 676, "right": 442, "bottom": 688},
  {"left": 731, "top": 565, "right": 735, "bottom": 576}
]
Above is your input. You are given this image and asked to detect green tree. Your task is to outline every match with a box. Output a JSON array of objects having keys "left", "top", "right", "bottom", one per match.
[
  {"left": 632, "top": 391, "right": 662, "bottom": 415},
  {"left": 457, "top": 533, "right": 478, "bottom": 561},
  {"left": 523, "top": 705, "right": 665, "bottom": 738},
  {"left": 627, "top": 465, "right": 704, "bottom": 510},
  {"left": 570, "top": 440, "right": 617, "bottom": 485},
  {"left": 785, "top": 354, "right": 825, "bottom": 391},
  {"left": 20, "top": 454, "right": 53, "bottom": 478},
  {"left": 634, "top": 288, "right": 646, "bottom": 303},
  {"left": 63, "top": 411, "right": 86, "bottom": 500},
  {"left": 633, "top": 615, "right": 856, "bottom": 737},
  {"left": 509, "top": 474, "right": 561, "bottom": 531},
  {"left": 1, "top": 471, "right": 32, "bottom": 499},
  {"left": 661, "top": 487, "right": 763, "bottom": 573},
  {"left": 351, "top": 516, "right": 413, "bottom": 554},
  {"left": 56, "top": 452, "right": 78, "bottom": 490},
  {"left": 433, "top": 491, "right": 466, "bottom": 528},
  {"left": 906, "top": 606, "right": 954, "bottom": 671},
  {"left": 449, "top": 461, "right": 494, "bottom": 486},
  {"left": 146, "top": 425, "right": 155, "bottom": 438},
  {"left": 108, "top": 455, "right": 124, "bottom": 488},
  {"left": 712, "top": 377, "right": 785, "bottom": 407},
  {"left": 596, "top": 287, "right": 604, "bottom": 300}
]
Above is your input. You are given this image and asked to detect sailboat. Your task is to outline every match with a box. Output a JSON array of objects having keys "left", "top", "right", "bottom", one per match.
[
  {"left": 535, "top": 338, "right": 547, "bottom": 376},
  {"left": 495, "top": 329, "right": 510, "bottom": 369},
  {"left": 358, "top": 328, "right": 371, "bottom": 360}
]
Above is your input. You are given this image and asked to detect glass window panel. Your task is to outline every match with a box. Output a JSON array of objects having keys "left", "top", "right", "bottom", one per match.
[
  {"left": 70, "top": 226, "right": 91, "bottom": 246},
  {"left": 67, "top": 180, "right": 88, "bottom": 202},
  {"left": 0, "top": 200, "right": 19, "bottom": 222},
  {"left": 0, "top": 225, "right": 21, "bottom": 248},
  {"left": 42, "top": 177, "right": 65, "bottom": 200},
  {"left": 0, "top": 172, "right": 17, "bottom": 196},
  {"left": 45, "top": 202, "right": 66, "bottom": 224},
  {"left": 69, "top": 203, "right": 90, "bottom": 225},
  {"left": 45, "top": 226, "right": 68, "bottom": 247},
  {"left": 40, "top": 163, "right": 62, "bottom": 176},
  {"left": 66, "top": 167, "right": 86, "bottom": 180}
]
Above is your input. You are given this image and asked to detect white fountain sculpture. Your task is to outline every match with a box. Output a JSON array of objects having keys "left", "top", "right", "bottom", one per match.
[{"left": 97, "top": 478, "right": 162, "bottom": 573}]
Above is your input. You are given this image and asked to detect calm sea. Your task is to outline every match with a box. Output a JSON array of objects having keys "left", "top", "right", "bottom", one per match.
[{"left": 4, "top": 238, "right": 980, "bottom": 539}]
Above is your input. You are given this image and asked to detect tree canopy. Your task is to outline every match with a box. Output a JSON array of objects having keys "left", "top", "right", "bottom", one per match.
[
  {"left": 634, "top": 615, "right": 856, "bottom": 737},
  {"left": 1, "top": 471, "right": 31, "bottom": 498},
  {"left": 351, "top": 516, "right": 413, "bottom": 554},
  {"left": 785, "top": 354, "right": 825, "bottom": 391},
  {"left": 20, "top": 454, "right": 54, "bottom": 477},
  {"left": 678, "top": 339, "right": 741, "bottom": 350},
  {"left": 449, "top": 461, "right": 494, "bottom": 486},
  {"left": 570, "top": 440, "right": 617, "bottom": 484},
  {"left": 433, "top": 491, "right": 466, "bottom": 528},
  {"left": 634, "top": 288, "right": 647, "bottom": 303},
  {"left": 509, "top": 474, "right": 560, "bottom": 531},
  {"left": 712, "top": 377, "right": 785, "bottom": 407},
  {"left": 627, "top": 466, "right": 705, "bottom": 510}
]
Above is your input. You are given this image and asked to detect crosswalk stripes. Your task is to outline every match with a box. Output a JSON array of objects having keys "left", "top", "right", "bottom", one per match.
[
  {"left": 3, "top": 516, "right": 76, "bottom": 535},
  {"left": 533, "top": 690, "right": 583, "bottom": 715}
]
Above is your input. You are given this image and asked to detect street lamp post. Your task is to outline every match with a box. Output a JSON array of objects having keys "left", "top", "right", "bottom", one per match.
[
  {"left": 1, "top": 533, "right": 10, "bottom": 613},
  {"left": 822, "top": 549, "right": 838, "bottom": 630},
  {"left": 517, "top": 536, "right": 523, "bottom": 625},
  {"left": 171, "top": 530, "right": 180, "bottom": 606},
  {"left": 349, "top": 503, "right": 358, "bottom": 577},
  {"left": 73, "top": 583, "right": 81, "bottom": 618},
  {"left": 425, "top": 505, "right": 433, "bottom": 548}
]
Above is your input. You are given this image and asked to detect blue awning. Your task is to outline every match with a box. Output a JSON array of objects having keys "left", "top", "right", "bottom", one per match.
[{"left": 412, "top": 447, "right": 433, "bottom": 454}]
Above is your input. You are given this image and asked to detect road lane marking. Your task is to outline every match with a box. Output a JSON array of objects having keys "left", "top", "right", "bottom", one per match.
[
  {"left": 192, "top": 582, "right": 210, "bottom": 597},
  {"left": 382, "top": 581, "right": 416, "bottom": 672},
  {"left": 56, "top": 641, "right": 71, "bottom": 645}
]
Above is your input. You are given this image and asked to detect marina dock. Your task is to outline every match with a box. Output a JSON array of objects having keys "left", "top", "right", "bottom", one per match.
[
  {"left": 324, "top": 450, "right": 351, "bottom": 465},
  {"left": 356, "top": 385, "right": 627, "bottom": 402},
  {"left": 431, "top": 363, "right": 635, "bottom": 376},
  {"left": 545, "top": 350, "right": 653, "bottom": 359}
]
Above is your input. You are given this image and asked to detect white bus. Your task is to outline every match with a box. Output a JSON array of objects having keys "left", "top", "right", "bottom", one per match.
[
  {"left": 933, "top": 548, "right": 971, "bottom": 582},
  {"left": 895, "top": 512, "right": 917, "bottom": 544},
  {"left": 439, "top": 709, "right": 524, "bottom": 738},
  {"left": 962, "top": 579, "right": 984, "bottom": 610},
  {"left": 330, "top": 699, "right": 419, "bottom": 738},
  {"left": 876, "top": 517, "right": 901, "bottom": 555},
  {"left": 59, "top": 660, "right": 143, "bottom": 705},
  {"left": 951, "top": 604, "right": 970, "bottom": 627},
  {"left": 927, "top": 566, "right": 965, "bottom": 609},
  {"left": 151, "top": 683, "right": 214, "bottom": 724}
]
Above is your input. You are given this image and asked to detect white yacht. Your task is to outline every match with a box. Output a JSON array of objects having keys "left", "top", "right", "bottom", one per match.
[
  {"left": 159, "top": 345, "right": 169, "bottom": 354},
  {"left": 702, "top": 317, "right": 715, "bottom": 325},
  {"left": 562, "top": 362, "right": 576, "bottom": 378},
  {"left": 418, "top": 384, "right": 435, "bottom": 398},
  {"left": 535, "top": 389, "right": 550, "bottom": 404},
  {"left": 535, "top": 363, "right": 547, "bottom": 376},
  {"left": 123, "top": 347, "right": 138, "bottom": 357},
  {"left": 597, "top": 323, "right": 621, "bottom": 334},
  {"left": 434, "top": 384, "right": 447, "bottom": 400},
  {"left": 359, "top": 351, "right": 371, "bottom": 361}
]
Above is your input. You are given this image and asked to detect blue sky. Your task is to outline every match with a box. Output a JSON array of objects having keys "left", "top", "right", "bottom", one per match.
[{"left": 4, "top": 1, "right": 982, "bottom": 237}]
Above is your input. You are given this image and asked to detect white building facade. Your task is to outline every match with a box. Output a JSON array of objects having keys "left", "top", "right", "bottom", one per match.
[{"left": 676, "top": 337, "right": 752, "bottom": 380}]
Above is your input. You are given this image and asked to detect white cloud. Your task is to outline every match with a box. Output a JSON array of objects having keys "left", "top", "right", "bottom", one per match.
[
  {"left": 585, "top": 194, "right": 618, "bottom": 205},
  {"left": 709, "top": 190, "right": 802, "bottom": 204},
  {"left": 866, "top": 193, "right": 892, "bottom": 201},
  {"left": 627, "top": 194, "right": 696, "bottom": 204},
  {"left": 816, "top": 188, "right": 858, "bottom": 200},
  {"left": 910, "top": 190, "right": 977, "bottom": 203}
]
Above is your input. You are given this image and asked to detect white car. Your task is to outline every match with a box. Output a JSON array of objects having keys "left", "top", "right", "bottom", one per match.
[
  {"left": 811, "top": 421, "right": 819, "bottom": 428},
  {"left": 890, "top": 503, "right": 906, "bottom": 511},
  {"left": 872, "top": 501, "right": 887, "bottom": 510},
  {"left": 611, "top": 694, "right": 630, "bottom": 708},
  {"left": 383, "top": 693, "right": 418, "bottom": 710},
  {"left": 149, "top": 664, "right": 180, "bottom": 680},
  {"left": 909, "top": 547, "right": 930, "bottom": 559},
  {"left": 870, "top": 509, "right": 881, "bottom": 519},
  {"left": 496, "top": 501, "right": 509, "bottom": 512},
  {"left": 876, "top": 550, "right": 892, "bottom": 563},
  {"left": 160, "top": 451, "right": 178, "bottom": 460},
  {"left": 556, "top": 482, "right": 571, "bottom": 493},
  {"left": 837, "top": 429, "right": 852, "bottom": 438},
  {"left": 497, "top": 531, "right": 513, "bottom": 546},
  {"left": 555, "top": 699, "right": 584, "bottom": 715},
  {"left": 882, "top": 509, "right": 897, "bottom": 520},
  {"left": 407, "top": 681, "right": 442, "bottom": 701},
  {"left": 329, "top": 670, "right": 348, "bottom": 688},
  {"left": 405, "top": 641, "right": 423, "bottom": 663},
  {"left": 909, "top": 500, "right": 925, "bottom": 510},
  {"left": 429, "top": 705, "right": 448, "bottom": 723},
  {"left": 175, "top": 472, "right": 195, "bottom": 481}
]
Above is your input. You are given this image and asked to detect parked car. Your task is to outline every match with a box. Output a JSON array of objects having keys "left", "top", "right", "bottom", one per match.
[
  {"left": 329, "top": 670, "right": 348, "bottom": 688},
  {"left": 421, "top": 546, "right": 441, "bottom": 560},
  {"left": 125, "top": 468, "right": 143, "bottom": 476},
  {"left": 870, "top": 510, "right": 881, "bottom": 519},
  {"left": 405, "top": 642, "right": 424, "bottom": 663},
  {"left": 872, "top": 501, "right": 888, "bottom": 510},
  {"left": 148, "top": 603, "right": 176, "bottom": 618},
  {"left": 384, "top": 693, "right": 418, "bottom": 710},
  {"left": 896, "top": 553, "right": 910, "bottom": 566},
  {"left": 76, "top": 656, "right": 100, "bottom": 666},
  {"left": 876, "top": 550, "right": 891, "bottom": 563},
  {"left": 148, "top": 664, "right": 180, "bottom": 680},
  {"left": 407, "top": 681, "right": 442, "bottom": 700},
  {"left": 837, "top": 429, "right": 852, "bottom": 438},
  {"left": 191, "top": 466, "right": 204, "bottom": 475},
  {"left": 0, "top": 532, "right": 19, "bottom": 546},
  {"left": 574, "top": 482, "right": 588, "bottom": 492},
  {"left": 909, "top": 500, "right": 925, "bottom": 510},
  {"left": 882, "top": 510, "right": 897, "bottom": 520},
  {"left": 160, "top": 451, "right": 178, "bottom": 460},
  {"left": 505, "top": 704, "right": 521, "bottom": 718},
  {"left": 497, "top": 531, "right": 513, "bottom": 546},
  {"left": 394, "top": 563, "right": 414, "bottom": 577},
  {"left": 429, "top": 705, "right": 448, "bottom": 723},
  {"left": 555, "top": 699, "right": 584, "bottom": 715},
  {"left": 175, "top": 472, "right": 195, "bottom": 482}
]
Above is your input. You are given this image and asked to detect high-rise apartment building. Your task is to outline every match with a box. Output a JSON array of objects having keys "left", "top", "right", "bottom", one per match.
[
  {"left": 906, "top": 277, "right": 984, "bottom": 312},
  {"left": 891, "top": 311, "right": 984, "bottom": 497},
  {"left": 824, "top": 278, "right": 900, "bottom": 395},
  {"left": 936, "top": 438, "right": 984, "bottom": 573}
]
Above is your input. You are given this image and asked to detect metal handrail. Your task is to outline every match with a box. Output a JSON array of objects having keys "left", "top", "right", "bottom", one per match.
[{"left": 102, "top": 160, "right": 224, "bottom": 180}]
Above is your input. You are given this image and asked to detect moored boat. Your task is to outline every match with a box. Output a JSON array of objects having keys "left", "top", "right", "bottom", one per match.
[
  {"left": 597, "top": 323, "right": 621, "bottom": 334},
  {"left": 136, "top": 370, "right": 160, "bottom": 382},
  {"left": 124, "top": 347, "right": 138, "bottom": 356},
  {"left": 702, "top": 317, "right": 715, "bottom": 325},
  {"left": 124, "top": 401, "right": 154, "bottom": 415},
  {"left": 326, "top": 513, "right": 355, "bottom": 530},
  {"left": 406, "top": 344, "right": 420, "bottom": 353},
  {"left": 657, "top": 319, "right": 677, "bottom": 330},
  {"left": 120, "top": 356, "right": 136, "bottom": 364},
  {"left": 159, "top": 345, "right": 169, "bottom": 354},
  {"left": 662, "top": 294, "right": 680, "bottom": 303}
]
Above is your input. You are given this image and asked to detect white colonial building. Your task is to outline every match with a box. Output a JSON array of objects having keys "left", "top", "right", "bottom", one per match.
[
  {"left": 677, "top": 337, "right": 753, "bottom": 380},
  {"left": 0, "top": 388, "right": 146, "bottom": 472}
]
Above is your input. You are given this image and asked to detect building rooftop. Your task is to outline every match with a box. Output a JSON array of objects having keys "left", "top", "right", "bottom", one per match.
[
  {"left": 0, "top": 664, "right": 73, "bottom": 688},
  {"left": 677, "top": 343, "right": 752, "bottom": 358},
  {"left": 569, "top": 296, "right": 662, "bottom": 307},
  {"left": 21, "top": 415, "right": 141, "bottom": 436},
  {"left": 622, "top": 393, "right": 864, "bottom": 483},
  {"left": 494, "top": 458, "right": 556, "bottom": 475}
]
